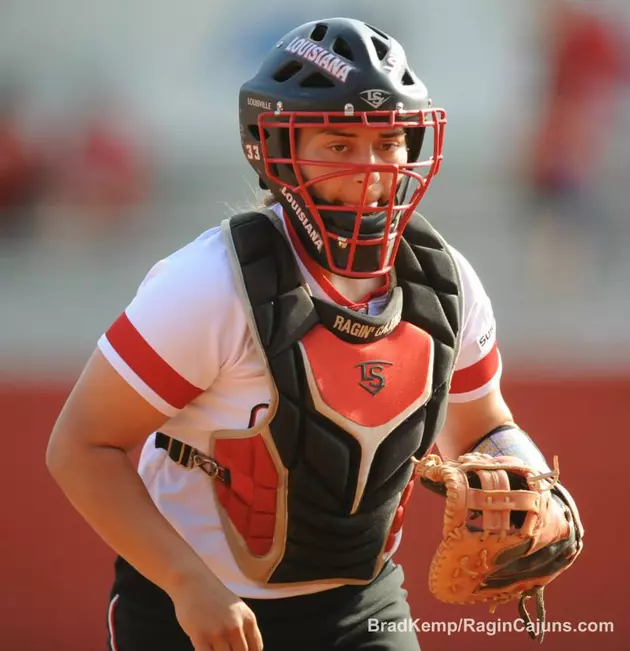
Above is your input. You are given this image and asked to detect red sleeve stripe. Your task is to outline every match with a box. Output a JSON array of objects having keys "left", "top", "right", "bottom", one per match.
[
  {"left": 106, "top": 312, "right": 204, "bottom": 409},
  {"left": 450, "top": 342, "right": 500, "bottom": 395}
]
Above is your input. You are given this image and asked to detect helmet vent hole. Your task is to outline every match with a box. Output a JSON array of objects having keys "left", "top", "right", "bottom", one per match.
[
  {"left": 332, "top": 37, "right": 354, "bottom": 61},
  {"left": 300, "top": 72, "right": 335, "bottom": 88},
  {"left": 402, "top": 69, "right": 415, "bottom": 86},
  {"left": 273, "top": 61, "right": 303, "bottom": 82},
  {"left": 366, "top": 24, "right": 389, "bottom": 40},
  {"left": 310, "top": 24, "right": 328, "bottom": 42},
  {"left": 371, "top": 37, "right": 389, "bottom": 61}
]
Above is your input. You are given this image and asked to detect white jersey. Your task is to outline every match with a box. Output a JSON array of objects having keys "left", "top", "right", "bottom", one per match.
[{"left": 97, "top": 204, "right": 501, "bottom": 599}]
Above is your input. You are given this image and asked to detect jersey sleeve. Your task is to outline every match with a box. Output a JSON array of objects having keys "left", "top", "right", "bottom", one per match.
[
  {"left": 448, "top": 247, "right": 502, "bottom": 403},
  {"left": 97, "top": 228, "right": 241, "bottom": 417}
]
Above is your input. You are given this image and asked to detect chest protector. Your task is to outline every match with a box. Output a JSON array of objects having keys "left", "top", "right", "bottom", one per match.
[{"left": 165, "top": 210, "right": 463, "bottom": 588}]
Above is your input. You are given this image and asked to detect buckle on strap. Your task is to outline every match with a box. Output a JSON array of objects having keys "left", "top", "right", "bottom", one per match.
[
  {"left": 155, "top": 433, "right": 230, "bottom": 484},
  {"left": 190, "top": 451, "right": 230, "bottom": 484}
]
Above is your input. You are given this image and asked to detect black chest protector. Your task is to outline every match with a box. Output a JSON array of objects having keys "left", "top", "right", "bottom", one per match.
[
  {"left": 211, "top": 209, "right": 464, "bottom": 586},
  {"left": 156, "top": 209, "right": 463, "bottom": 587}
]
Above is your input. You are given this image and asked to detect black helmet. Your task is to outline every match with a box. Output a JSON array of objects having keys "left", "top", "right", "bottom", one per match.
[{"left": 238, "top": 17, "right": 446, "bottom": 278}]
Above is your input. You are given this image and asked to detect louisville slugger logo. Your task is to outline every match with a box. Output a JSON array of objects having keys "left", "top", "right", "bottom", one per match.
[
  {"left": 359, "top": 89, "right": 391, "bottom": 109},
  {"left": 355, "top": 360, "right": 393, "bottom": 396}
]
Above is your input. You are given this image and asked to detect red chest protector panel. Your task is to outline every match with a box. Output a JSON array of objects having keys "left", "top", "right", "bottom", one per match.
[
  {"left": 301, "top": 321, "right": 433, "bottom": 427},
  {"left": 299, "top": 321, "right": 434, "bottom": 514}
]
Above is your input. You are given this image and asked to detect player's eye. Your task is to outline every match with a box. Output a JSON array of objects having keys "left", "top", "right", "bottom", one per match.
[{"left": 380, "top": 141, "right": 404, "bottom": 152}]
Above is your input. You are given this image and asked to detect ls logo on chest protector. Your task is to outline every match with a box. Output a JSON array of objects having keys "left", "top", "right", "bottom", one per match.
[{"left": 355, "top": 360, "right": 393, "bottom": 396}]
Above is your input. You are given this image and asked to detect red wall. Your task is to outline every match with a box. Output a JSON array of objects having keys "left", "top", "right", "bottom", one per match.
[{"left": 3, "top": 374, "right": 628, "bottom": 650}]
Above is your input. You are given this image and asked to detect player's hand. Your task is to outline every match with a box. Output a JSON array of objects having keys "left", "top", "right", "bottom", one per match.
[{"left": 169, "top": 572, "right": 263, "bottom": 651}]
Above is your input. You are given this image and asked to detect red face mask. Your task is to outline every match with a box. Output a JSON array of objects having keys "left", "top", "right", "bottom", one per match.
[{"left": 258, "top": 107, "right": 447, "bottom": 278}]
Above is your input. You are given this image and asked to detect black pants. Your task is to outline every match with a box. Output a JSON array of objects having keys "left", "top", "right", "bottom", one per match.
[{"left": 107, "top": 556, "right": 421, "bottom": 651}]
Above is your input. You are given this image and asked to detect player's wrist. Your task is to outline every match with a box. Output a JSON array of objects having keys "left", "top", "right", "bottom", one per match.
[
  {"left": 160, "top": 553, "right": 220, "bottom": 596},
  {"left": 468, "top": 423, "right": 552, "bottom": 474}
]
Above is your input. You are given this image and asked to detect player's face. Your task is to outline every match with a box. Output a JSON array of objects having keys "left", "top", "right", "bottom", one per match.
[{"left": 295, "top": 125, "right": 408, "bottom": 206}]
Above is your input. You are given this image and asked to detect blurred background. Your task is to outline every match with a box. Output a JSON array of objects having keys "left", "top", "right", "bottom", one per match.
[{"left": 2, "top": 0, "right": 629, "bottom": 649}]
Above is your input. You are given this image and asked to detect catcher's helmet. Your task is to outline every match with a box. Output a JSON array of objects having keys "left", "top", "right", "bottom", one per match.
[{"left": 238, "top": 17, "right": 446, "bottom": 278}]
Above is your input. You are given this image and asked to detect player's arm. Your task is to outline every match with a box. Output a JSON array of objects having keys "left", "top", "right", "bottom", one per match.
[
  {"left": 46, "top": 348, "right": 215, "bottom": 595},
  {"left": 46, "top": 244, "right": 239, "bottom": 598},
  {"left": 46, "top": 255, "right": 264, "bottom": 651},
  {"left": 435, "top": 247, "right": 553, "bottom": 474},
  {"left": 421, "top": 249, "right": 583, "bottom": 634}
]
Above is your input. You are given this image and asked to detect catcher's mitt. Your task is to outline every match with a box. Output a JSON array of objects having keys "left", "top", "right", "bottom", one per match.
[{"left": 415, "top": 452, "right": 584, "bottom": 643}]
